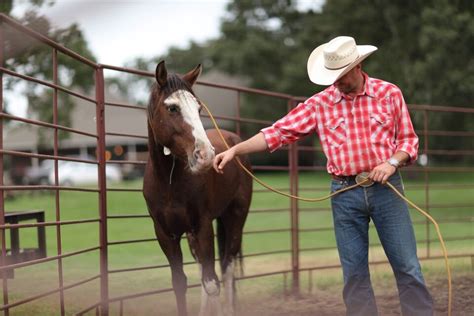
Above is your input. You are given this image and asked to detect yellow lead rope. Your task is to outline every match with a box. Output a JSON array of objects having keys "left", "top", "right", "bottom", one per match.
[
  {"left": 386, "top": 182, "right": 452, "bottom": 315},
  {"left": 201, "top": 101, "right": 452, "bottom": 316}
]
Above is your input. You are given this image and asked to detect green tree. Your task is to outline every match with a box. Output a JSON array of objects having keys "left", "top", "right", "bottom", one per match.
[
  {"left": 117, "top": 0, "right": 473, "bottom": 164},
  {"left": 215, "top": 0, "right": 474, "bottom": 164}
]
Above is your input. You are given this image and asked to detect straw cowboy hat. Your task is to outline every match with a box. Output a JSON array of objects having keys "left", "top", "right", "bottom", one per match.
[{"left": 307, "top": 36, "right": 378, "bottom": 86}]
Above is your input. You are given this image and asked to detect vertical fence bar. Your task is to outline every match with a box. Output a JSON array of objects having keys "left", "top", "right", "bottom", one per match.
[
  {"left": 423, "top": 110, "right": 430, "bottom": 258},
  {"left": 235, "top": 91, "right": 241, "bottom": 136},
  {"left": 288, "top": 98, "right": 299, "bottom": 295},
  {"left": 0, "top": 17, "right": 10, "bottom": 316},
  {"left": 52, "top": 48, "right": 66, "bottom": 315},
  {"left": 95, "top": 66, "right": 109, "bottom": 316}
]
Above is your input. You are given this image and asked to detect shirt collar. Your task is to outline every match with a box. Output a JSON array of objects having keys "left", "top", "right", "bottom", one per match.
[
  {"left": 363, "top": 72, "right": 376, "bottom": 98},
  {"left": 333, "top": 72, "right": 375, "bottom": 103}
]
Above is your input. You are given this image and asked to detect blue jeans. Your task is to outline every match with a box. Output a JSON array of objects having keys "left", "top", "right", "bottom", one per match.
[{"left": 330, "top": 172, "right": 433, "bottom": 316}]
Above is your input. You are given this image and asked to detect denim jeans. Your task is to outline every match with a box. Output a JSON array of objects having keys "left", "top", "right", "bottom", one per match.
[{"left": 330, "top": 172, "right": 433, "bottom": 316}]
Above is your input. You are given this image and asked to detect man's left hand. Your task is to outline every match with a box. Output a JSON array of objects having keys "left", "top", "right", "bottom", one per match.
[{"left": 368, "top": 162, "right": 397, "bottom": 184}]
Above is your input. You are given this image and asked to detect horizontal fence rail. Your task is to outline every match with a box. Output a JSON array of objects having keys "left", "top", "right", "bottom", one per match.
[{"left": 0, "top": 13, "right": 472, "bottom": 316}]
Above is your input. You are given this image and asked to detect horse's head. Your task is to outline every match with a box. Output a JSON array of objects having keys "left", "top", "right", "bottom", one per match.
[{"left": 148, "top": 61, "right": 215, "bottom": 174}]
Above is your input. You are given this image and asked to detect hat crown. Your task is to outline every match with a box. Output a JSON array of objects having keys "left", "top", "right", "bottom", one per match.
[{"left": 323, "top": 36, "right": 359, "bottom": 70}]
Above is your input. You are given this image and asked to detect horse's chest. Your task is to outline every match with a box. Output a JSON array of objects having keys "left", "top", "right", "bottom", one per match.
[{"left": 158, "top": 198, "right": 202, "bottom": 234}]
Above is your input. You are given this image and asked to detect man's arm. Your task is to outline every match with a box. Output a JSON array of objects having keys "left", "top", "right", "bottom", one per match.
[
  {"left": 369, "top": 89, "right": 418, "bottom": 184},
  {"left": 213, "top": 132, "right": 267, "bottom": 174},
  {"left": 213, "top": 99, "right": 317, "bottom": 174}
]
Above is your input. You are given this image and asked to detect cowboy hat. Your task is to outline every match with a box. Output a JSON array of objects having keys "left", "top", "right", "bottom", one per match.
[{"left": 307, "top": 36, "right": 377, "bottom": 86}]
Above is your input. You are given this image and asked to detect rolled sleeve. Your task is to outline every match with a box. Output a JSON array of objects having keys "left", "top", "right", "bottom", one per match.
[
  {"left": 260, "top": 102, "right": 317, "bottom": 153},
  {"left": 261, "top": 126, "right": 283, "bottom": 152},
  {"left": 393, "top": 91, "right": 419, "bottom": 163},
  {"left": 397, "top": 143, "right": 418, "bottom": 163}
]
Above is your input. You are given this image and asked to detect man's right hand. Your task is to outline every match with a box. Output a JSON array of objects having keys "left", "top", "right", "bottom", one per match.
[{"left": 213, "top": 147, "right": 236, "bottom": 174}]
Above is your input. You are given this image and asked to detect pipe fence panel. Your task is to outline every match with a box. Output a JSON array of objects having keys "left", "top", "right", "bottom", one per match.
[{"left": 0, "top": 14, "right": 473, "bottom": 315}]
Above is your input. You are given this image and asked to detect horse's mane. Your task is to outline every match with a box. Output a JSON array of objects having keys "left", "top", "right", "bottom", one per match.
[{"left": 147, "top": 74, "right": 195, "bottom": 119}]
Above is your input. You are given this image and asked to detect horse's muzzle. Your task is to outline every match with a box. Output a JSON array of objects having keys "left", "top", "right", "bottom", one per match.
[{"left": 189, "top": 147, "right": 215, "bottom": 173}]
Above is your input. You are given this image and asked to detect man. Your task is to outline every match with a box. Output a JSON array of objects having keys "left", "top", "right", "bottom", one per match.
[{"left": 213, "top": 36, "right": 433, "bottom": 316}]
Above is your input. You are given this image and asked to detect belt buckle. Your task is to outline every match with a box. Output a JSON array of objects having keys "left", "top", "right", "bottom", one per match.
[{"left": 355, "top": 172, "right": 374, "bottom": 187}]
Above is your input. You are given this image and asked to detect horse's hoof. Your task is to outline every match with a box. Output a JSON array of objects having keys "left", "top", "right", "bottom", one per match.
[{"left": 203, "top": 279, "right": 220, "bottom": 296}]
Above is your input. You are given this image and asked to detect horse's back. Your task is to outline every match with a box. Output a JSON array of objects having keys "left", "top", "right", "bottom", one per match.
[{"left": 206, "top": 129, "right": 244, "bottom": 155}]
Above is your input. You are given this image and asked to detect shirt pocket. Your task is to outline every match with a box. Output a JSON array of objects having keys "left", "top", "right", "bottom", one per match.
[
  {"left": 325, "top": 116, "right": 346, "bottom": 147},
  {"left": 369, "top": 112, "right": 393, "bottom": 144}
]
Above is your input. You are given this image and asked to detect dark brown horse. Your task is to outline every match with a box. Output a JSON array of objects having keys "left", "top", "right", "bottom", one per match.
[{"left": 143, "top": 61, "right": 252, "bottom": 316}]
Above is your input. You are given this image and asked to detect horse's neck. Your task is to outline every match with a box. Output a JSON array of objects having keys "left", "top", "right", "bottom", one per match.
[{"left": 150, "top": 145, "right": 181, "bottom": 179}]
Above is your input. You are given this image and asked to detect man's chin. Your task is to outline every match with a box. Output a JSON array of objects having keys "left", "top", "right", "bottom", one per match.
[{"left": 337, "top": 85, "right": 354, "bottom": 94}]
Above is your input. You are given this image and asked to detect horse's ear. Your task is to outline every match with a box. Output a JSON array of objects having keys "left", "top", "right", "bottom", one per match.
[
  {"left": 155, "top": 61, "right": 168, "bottom": 87},
  {"left": 182, "top": 64, "right": 202, "bottom": 86}
]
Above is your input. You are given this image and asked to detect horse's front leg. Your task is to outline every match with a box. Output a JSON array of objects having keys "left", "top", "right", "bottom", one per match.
[
  {"left": 193, "top": 221, "right": 223, "bottom": 316},
  {"left": 153, "top": 222, "right": 188, "bottom": 316}
]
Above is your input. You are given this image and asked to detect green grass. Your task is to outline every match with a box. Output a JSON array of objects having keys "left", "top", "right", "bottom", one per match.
[{"left": 2, "top": 170, "right": 473, "bottom": 314}]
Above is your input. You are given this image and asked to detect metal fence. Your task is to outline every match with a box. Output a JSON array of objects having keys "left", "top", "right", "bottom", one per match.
[{"left": 0, "top": 14, "right": 473, "bottom": 315}]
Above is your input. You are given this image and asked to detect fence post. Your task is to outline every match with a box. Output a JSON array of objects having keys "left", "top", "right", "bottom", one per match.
[
  {"left": 0, "top": 15, "right": 10, "bottom": 316},
  {"left": 423, "top": 109, "right": 431, "bottom": 258},
  {"left": 52, "top": 47, "right": 66, "bottom": 316},
  {"left": 235, "top": 91, "right": 241, "bottom": 137},
  {"left": 95, "top": 66, "right": 109, "bottom": 316},
  {"left": 288, "top": 98, "right": 300, "bottom": 295}
]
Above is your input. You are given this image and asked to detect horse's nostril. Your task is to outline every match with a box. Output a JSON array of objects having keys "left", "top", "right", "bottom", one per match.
[
  {"left": 193, "top": 150, "right": 202, "bottom": 160},
  {"left": 193, "top": 147, "right": 214, "bottom": 163}
]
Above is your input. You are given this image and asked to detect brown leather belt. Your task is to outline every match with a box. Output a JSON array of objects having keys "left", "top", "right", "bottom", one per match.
[
  {"left": 331, "top": 174, "right": 357, "bottom": 181},
  {"left": 332, "top": 172, "right": 375, "bottom": 187}
]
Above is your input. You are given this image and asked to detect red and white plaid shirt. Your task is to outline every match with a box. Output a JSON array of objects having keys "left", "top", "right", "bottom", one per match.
[{"left": 261, "top": 73, "right": 419, "bottom": 176}]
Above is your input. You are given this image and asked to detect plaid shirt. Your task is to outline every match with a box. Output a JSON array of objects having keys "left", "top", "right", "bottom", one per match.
[{"left": 261, "top": 73, "right": 419, "bottom": 176}]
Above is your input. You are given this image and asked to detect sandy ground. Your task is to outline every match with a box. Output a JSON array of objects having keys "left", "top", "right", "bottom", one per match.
[
  {"left": 240, "top": 273, "right": 473, "bottom": 316},
  {"left": 4, "top": 264, "right": 472, "bottom": 315}
]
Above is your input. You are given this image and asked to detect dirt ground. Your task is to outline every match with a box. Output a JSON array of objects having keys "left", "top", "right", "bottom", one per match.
[
  {"left": 6, "top": 267, "right": 472, "bottom": 315},
  {"left": 240, "top": 274, "right": 473, "bottom": 316}
]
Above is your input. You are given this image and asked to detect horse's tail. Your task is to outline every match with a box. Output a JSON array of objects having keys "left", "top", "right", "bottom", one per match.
[{"left": 216, "top": 217, "right": 227, "bottom": 274}]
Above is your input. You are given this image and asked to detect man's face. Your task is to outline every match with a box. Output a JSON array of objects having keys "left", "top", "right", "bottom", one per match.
[{"left": 334, "top": 65, "right": 361, "bottom": 94}]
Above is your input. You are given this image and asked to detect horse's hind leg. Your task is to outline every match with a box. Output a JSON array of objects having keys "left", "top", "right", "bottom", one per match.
[
  {"left": 218, "top": 203, "right": 249, "bottom": 316},
  {"left": 153, "top": 223, "right": 188, "bottom": 316}
]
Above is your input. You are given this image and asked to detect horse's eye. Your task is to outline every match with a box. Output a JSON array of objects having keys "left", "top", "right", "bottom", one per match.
[{"left": 167, "top": 104, "right": 180, "bottom": 113}]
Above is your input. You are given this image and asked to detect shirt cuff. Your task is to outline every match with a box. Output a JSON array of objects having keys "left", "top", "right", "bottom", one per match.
[
  {"left": 397, "top": 144, "right": 418, "bottom": 164},
  {"left": 260, "top": 126, "right": 282, "bottom": 153}
]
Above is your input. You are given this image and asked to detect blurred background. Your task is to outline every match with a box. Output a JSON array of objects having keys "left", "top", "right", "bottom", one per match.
[
  {"left": 2, "top": 0, "right": 473, "bottom": 186},
  {"left": 0, "top": 1, "right": 473, "bottom": 315}
]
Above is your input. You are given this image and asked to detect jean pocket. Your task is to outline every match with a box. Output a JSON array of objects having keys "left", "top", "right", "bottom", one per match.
[
  {"left": 331, "top": 179, "right": 345, "bottom": 193},
  {"left": 388, "top": 174, "right": 405, "bottom": 194}
]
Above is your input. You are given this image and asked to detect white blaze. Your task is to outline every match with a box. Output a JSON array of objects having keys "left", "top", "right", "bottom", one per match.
[{"left": 164, "top": 90, "right": 213, "bottom": 154}]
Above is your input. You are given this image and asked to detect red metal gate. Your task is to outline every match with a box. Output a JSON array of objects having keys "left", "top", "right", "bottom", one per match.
[{"left": 1, "top": 14, "right": 473, "bottom": 315}]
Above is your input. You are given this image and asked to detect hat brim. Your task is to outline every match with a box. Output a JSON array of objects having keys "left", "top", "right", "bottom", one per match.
[{"left": 307, "top": 44, "right": 378, "bottom": 86}]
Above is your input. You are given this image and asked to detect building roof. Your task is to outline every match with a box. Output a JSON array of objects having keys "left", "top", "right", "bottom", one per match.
[{"left": 4, "top": 70, "right": 243, "bottom": 151}]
